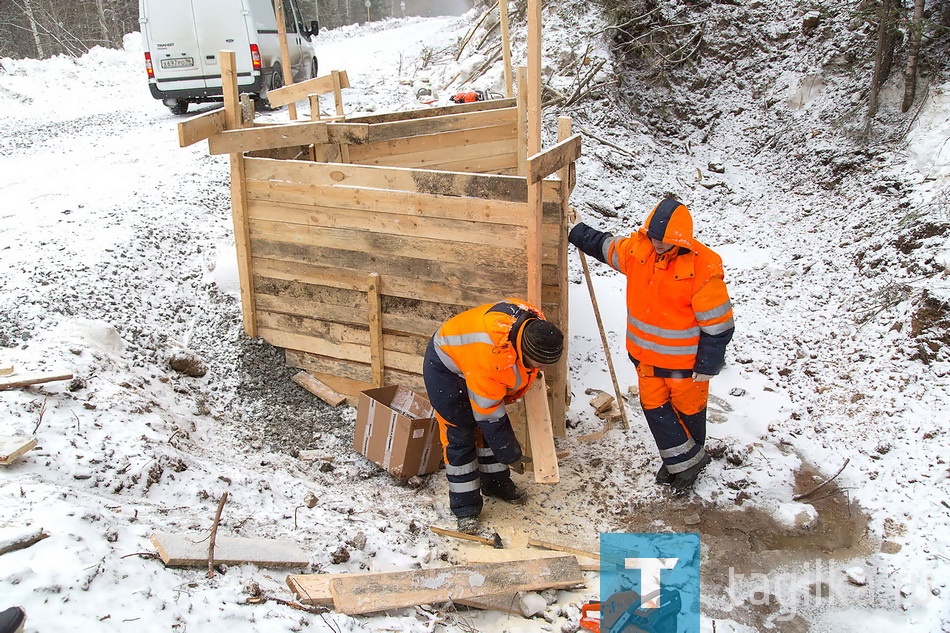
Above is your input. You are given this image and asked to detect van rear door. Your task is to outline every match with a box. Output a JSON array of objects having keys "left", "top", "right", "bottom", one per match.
[
  {"left": 192, "top": 0, "right": 256, "bottom": 90},
  {"left": 146, "top": 0, "right": 255, "bottom": 95}
]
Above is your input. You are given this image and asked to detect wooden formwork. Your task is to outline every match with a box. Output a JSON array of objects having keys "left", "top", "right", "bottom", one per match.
[{"left": 180, "top": 59, "right": 580, "bottom": 447}]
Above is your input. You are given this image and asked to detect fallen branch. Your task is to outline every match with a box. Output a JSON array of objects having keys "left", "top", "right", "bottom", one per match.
[
  {"left": 0, "top": 528, "right": 49, "bottom": 556},
  {"left": 793, "top": 458, "right": 850, "bottom": 501},
  {"left": 576, "top": 125, "right": 636, "bottom": 157},
  {"left": 207, "top": 491, "right": 229, "bottom": 577},
  {"left": 244, "top": 594, "right": 328, "bottom": 615}
]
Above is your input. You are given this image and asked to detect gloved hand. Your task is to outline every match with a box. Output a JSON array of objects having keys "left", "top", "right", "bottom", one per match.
[
  {"left": 692, "top": 372, "right": 713, "bottom": 382},
  {"left": 510, "top": 455, "right": 533, "bottom": 474}
]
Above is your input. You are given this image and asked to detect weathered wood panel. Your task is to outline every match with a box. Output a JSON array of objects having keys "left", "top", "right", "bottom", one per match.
[{"left": 345, "top": 98, "right": 516, "bottom": 124}]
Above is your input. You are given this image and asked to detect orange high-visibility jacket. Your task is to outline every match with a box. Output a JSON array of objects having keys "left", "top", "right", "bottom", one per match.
[
  {"left": 431, "top": 299, "right": 545, "bottom": 424},
  {"left": 571, "top": 199, "right": 734, "bottom": 374}
]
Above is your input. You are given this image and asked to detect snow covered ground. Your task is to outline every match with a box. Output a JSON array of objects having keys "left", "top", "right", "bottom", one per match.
[{"left": 1, "top": 4, "right": 949, "bottom": 632}]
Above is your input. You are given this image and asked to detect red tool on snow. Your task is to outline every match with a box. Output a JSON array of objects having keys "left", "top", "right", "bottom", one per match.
[{"left": 450, "top": 89, "right": 488, "bottom": 103}]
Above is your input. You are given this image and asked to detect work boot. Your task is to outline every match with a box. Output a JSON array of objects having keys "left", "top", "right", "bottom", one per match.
[
  {"left": 655, "top": 463, "right": 675, "bottom": 485},
  {"left": 670, "top": 453, "right": 712, "bottom": 495},
  {"left": 457, "top": 516, "right": 481, "bottom": 535},
  {"left": 482, "top": 478, "right": 527, "bottom": 504},
  {"left": 0, "top": 607, "right": 25, "bottom": 633}
]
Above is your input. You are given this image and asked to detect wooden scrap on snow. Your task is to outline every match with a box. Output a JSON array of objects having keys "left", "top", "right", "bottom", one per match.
[
  {"left": 0, "top": 370, "right": 73, "bottom": 391},
  {"left": 291, "top": 371, "right": 347, "bottom": 407},
  {"left": 150, "top": 532, "right": 309, "bottom": 568},
  {"left": 0, "top": 436, "right": 38, "bottom": 466},
  {"left": 0, "top": 363, "right": 13, "bottom": 376},
  {"left": 589, "top": 391, "right": 614, "bottom": 414},
  {"left": 288, "top": 556, "right": 584, "bottom": 615}
]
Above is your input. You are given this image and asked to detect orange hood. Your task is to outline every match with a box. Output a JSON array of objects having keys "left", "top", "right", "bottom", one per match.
[{"left": 638, "top": 198, "right": 694, "bottom": 248}]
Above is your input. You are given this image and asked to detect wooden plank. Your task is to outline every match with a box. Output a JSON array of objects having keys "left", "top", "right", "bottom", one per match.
[
  {"left": 524, "top": 378, "right": 559, "bottom": 484},
  {"left": 285, "top": 351, "right": 426, "bottom": 396},
  {"left": 367, "top": 273, "right": 384, "bottom": 388},
  {"left": 0, "top": 371, "right": 73, "bottom": 390},
  {"left": 291, "top": 371, "right": 346, "bottom": 406},
  {"left": 248, "top": 215, "right": 523, "bottom": 265},
  {"left": 500, "top": 0, "right": 513, "bottom": 97},
  {"left": 328, "top": 556, "right": 583, "bottom": 615},
  {"left": 346, "top": 98, "right": 516, "bottom": 124},
  {"left": 526, "top": 134, "right": 581, "bottom": 184},
  {"left": 252, "top": 257, "right": 516, "bottom": 309},
  {"left": 353, "top": 108, "right": 517, "bottom": 144},
  {"left": 178, "top": 108, "right": 226, "bottom": 147},
  {"left": 0, "top": 436, "right": 37, "bottom": 465},
  {"left": 457, "top": 547, "right": 600, "bottom": 573},
  {"left": 209, "top": 121, "right": 330, "bottom": 155},
  {"left": 516, "top": 67, "right": 527, "bottom": 176},
  {"left": 273, "top": 0, "right": 297, "bottom": 120},
  {"left": 259, "top": 328, "right": 422, "bottom": 374},
  {"left": 244, "top": 156, "right": 531, "bottom": 202},
  {"left": 245, "top": 183, "right": 531, "bottom": 236},
  {"left": 220, "top": 50, "right": 243, "bottom": 131},
  {"left": 258, "top": 311, "right": 428, "bottom": 358},
  {"left": 266, "top": 70, "right": 350, "bottom": 108},
  {"left": 457, "top": 593, "right": 524, "bottom": 615},
  {"left": 150, "top": 532, "right": 309, "bottom": 568},
  {"left": 528, "top": 538, "right": 600, "bottom": 561},
  {"left": 287, "top": 573, "right": 344, "bottom": 606},
  {"left": 0, "top": 363, "right": 12, "bottom": 375},
  {"left": 347, "top": 123, "right": 516, "bottom": 164},
  {"left": 248, "top": 237, "right": 521, "bottom": 293}
]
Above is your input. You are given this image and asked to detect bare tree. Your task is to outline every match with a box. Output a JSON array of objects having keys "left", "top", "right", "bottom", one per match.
[
  {"left": 21, "top": 0, "right": 45, "bottom": 58},
  {"left": 902, "top": 0, "right": 925, "bottom": 112},
  {"left": 867, "top": 0, "right": 899, "bottom": 120}
]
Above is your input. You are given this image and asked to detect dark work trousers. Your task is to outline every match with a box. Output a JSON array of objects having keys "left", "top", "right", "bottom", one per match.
[{"left": 423, "top": 339, "right": 512, "bottom": 519}]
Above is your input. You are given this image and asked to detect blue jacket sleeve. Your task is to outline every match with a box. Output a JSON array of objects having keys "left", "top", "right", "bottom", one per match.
[
  {"left": 694, "top": 328, "right": 734, "bottom": 375},
  {"left": 476, "top": 414, "right": 522, "bottom": 464},
  {"left": 568, "top": 222, "right": 612, "bottom": 265}
]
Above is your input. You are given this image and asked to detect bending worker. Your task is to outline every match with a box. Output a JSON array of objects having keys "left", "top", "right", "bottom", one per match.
[
  {"left": 569, "top": 198, "right": 734, "bottom": 493},
  {"left": 423, "top": 299, "right": 564, "bottom": 534}
]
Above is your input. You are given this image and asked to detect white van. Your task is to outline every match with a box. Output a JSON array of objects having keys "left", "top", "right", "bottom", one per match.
[{"left": 139, "top": 0, "right": 318, "bottom": 115}]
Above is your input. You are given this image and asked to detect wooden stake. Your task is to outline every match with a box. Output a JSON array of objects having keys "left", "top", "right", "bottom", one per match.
[
  {"left": 367, "top": 273, "right": 384, "bottom": 388},
  {"left": 579, "top": 251, "right": 629, "bottom": 430},
  {"left": 273, "top": 0, "right": 298, "bottom": 120},
  {"left": 499, "top": 0, "right": 513, "bottom": 98},
  {"left": 524, "top": 377, "right": 559, "bottom": 484},
  {"left": 528, "top": 538, "right": 600, "bottom": 560},
  {"left": 207, "top": 491, "right": 229, "bottom": 577}
]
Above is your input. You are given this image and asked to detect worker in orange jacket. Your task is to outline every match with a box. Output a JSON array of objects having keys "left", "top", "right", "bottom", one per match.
[
  {"left": 569, "top": 198, "right": 734, "bottom": 493},
  {"left": 423, "top": 299, "right": 564, "bottom": 534}
]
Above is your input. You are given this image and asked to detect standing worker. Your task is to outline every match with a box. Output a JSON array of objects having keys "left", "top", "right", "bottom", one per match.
[
  {"left": 569, "top": 198, "right": 734, "bottom": 494},
  {"left": 423, "top": 299, "right": 564, "bottom": 534}
]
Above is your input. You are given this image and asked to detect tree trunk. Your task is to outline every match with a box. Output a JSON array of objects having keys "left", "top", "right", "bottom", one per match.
[
  {"left": 867, "top": 0, "right": 895, "bottom": 119},
  {"left": 22, "top": 0, "right": 45, "bottom": 58},
  {"left": 95, "top": 0, "right": 110, "bottom": 47},
  {"left": 902, "top": 0, "right": 925, "bottom": 113}
]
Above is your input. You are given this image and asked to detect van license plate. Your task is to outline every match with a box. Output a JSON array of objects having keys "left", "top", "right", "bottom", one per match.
[{"left": 160, "top": 57, "right": 194, "bottom": 69}]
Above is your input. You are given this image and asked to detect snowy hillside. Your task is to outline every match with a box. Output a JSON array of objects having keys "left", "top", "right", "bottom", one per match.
[{"left": 1, "top": 3, "right": 949, "bottom": 632}]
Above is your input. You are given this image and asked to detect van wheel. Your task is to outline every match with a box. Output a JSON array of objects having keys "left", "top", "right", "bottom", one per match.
[
  {"left": 168, "top": 100, "right": 188, "bottom": 115},
  {"left": 310, "top": 57, "right": 318, "bottom": 79},
  {"left": 262, "top": 65, "right": 283, "bottom": 109}
]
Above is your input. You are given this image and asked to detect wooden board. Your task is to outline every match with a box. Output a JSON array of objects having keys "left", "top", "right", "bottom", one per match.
[
  {"left": 456, "top": 547, "right": 600, "bottom": 573},
  {"left": 0, "top": 371, "right": 73, "bottom": 391},
  {"left": 346, "top": 97, "right": 516, "bottom": 124},
  {"left": 524, "top": 378, "right": 559, "bottom": 484},
  {"left": 327, "top": 556, "right": 583, "bottom": 615},
  {"left": 0, "top": 364, "right": 12, "bottom": 376},
  {"left": 149, "top": 532, "right": 309, "bottom": 568},
  {"left": 266, "top": 70, "right": 351, "bottom": 108},
  {"left": 178, "top": 108, "right": 226, "bottom": 147},
  {"left": 291, "top": 371, "right": 346, "bottom": 406},
  {"left": 0, "top": 436, "right": 37, "bottom": 465},
  {"left": 209, "top": 120, "right": 330, "bottom": 155},
  {"left": 526, "top": 134, "right": 582, "bottom": 184}
]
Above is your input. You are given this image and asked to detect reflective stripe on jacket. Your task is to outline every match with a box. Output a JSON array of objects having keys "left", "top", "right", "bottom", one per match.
[{"left": 431, "top": 299, "right": 544, "bottom": 423}]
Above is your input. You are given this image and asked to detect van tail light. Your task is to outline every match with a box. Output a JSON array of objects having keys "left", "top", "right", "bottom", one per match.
[
  {"left": 144, "top": 52, "right": 154, "bottom": 78},
  {"left": 250, "top": 44, "right": 262, "bottom": 71}
]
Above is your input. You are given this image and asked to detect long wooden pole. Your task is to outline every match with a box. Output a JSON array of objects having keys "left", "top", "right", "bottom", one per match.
[
  {"left": 273, "top": 0, "right": 298, "bottom": 120},
  {"left": 499, "top": 0, "right": 513, "bottom": 98}
]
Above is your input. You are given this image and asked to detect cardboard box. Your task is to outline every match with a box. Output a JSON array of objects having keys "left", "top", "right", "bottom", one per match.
[{"left": 355, "top": 385, "right": 442, "bottom": 478}]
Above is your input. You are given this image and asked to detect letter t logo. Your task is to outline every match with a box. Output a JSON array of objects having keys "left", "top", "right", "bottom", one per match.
[{"left": 624, "top": 558, "right": 679, "bottom": 608}]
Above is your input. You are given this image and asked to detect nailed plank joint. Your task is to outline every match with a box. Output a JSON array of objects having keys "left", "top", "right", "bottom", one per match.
[
  {"left": 324, "top": 556, "right": 583, "bottom": 615},
  {"left": 0, "top": 436, "right": 38, "bottom": 466},
  {"left": 526, "top": 134, "right": 582, "bottom": 184},
  {"left": 291, "top": 371, "right": 347, "bottom": 407},
  {"left": 150, "top": 532, "right": 309, "bottom": 568},
  {"left": 0, "top": 371, "right": 73, "bottom": 391},
  {"left": 178, "top": 108, "right": 226, "bottom": 147},
  {"left": 266, "top": 70, "right": 351, "bottom": 108}
]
